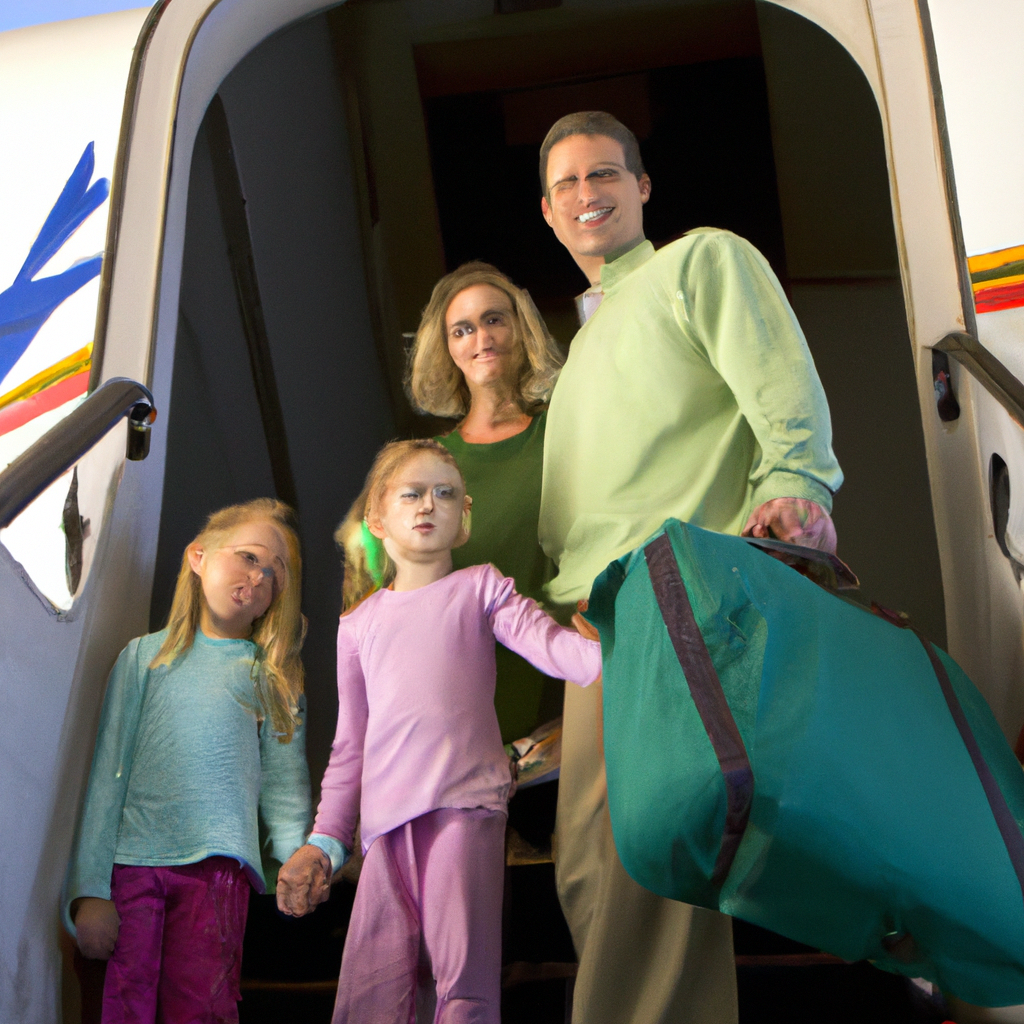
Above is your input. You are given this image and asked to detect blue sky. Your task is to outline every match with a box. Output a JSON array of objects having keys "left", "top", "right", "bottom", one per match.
[{"left": 0, "top": 1, "right": 151, "bottom": 34}]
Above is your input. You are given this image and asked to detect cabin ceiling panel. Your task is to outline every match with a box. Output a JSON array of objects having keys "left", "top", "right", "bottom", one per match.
[{"left": 414, "top": 1, "right": 760, "bottom": 97}]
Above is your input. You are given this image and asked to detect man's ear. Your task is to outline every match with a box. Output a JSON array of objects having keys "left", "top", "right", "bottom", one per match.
[
  {"left": 638, "top": 173, "right": 652, "bottom": 205},
  {"left": 541, "top": 194, "right": 554, "bottom": 227},
  {"left": 187, "top": 543, "right": 204, "bottom": 576}
]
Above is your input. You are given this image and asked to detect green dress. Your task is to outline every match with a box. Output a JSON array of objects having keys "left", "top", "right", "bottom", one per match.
[{"left": 438, "top": 412, "right": 557, "bottom": 742}]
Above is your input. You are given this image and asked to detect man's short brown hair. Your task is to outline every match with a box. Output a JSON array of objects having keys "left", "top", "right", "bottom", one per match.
[{"left": 539, "top": 111, "right": 646, "bottom": 195}]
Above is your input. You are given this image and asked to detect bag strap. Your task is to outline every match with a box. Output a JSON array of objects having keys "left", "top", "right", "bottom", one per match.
[
  {"left": 916, "top": 633, "right": 1024, "bottom": 905},
  {"left": 645, "top": 533, "right": 754, "bottom": 888}
]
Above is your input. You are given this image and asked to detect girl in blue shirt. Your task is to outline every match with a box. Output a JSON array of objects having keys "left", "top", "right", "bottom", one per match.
[{"left": 64, "top": 498, "right": 310, "bottom": 1024}]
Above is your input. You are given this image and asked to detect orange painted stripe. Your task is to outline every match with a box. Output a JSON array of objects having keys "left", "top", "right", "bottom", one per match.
[
  {"left": 0, "top": 369, "right": 89, "bottom": 438},
  {"left": 975, "top": 279, "right": 1024, "bottom": 315},
  {"left": 969, "top": 244, "right": 1024, "bottom": 275}
]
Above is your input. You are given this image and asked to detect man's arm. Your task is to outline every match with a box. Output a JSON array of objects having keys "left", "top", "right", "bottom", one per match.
[{"left": 685, "top": 231, "right": 843, "bottom": 551}]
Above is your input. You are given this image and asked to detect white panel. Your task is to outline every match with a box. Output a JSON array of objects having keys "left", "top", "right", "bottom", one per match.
[
  {"left": 0, "top": 10, "right": 148, "bottom": 605},
  {"left": 927, "top": 0, "right": 1024, "bottom": 256}
]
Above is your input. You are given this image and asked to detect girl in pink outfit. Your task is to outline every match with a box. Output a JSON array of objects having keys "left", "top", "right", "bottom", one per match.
[{"left": 277, "top": 439, "right": 601, "bottom": 1024}]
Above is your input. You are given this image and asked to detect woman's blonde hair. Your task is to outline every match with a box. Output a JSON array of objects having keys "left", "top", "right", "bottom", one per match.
[
  {"left": 406, "top": 262, "right": 563, "bottom": 419},
  {"left": 335, "top": 439, "right": 469, "bottom": 611},
  {"left": 151, "top": 498, "right": 305, "bottom": 742}
]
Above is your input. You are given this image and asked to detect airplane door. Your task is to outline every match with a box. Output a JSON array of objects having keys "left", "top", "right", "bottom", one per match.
[{"left": 762, "top": 0, "right": 1024, "bottom": 744}]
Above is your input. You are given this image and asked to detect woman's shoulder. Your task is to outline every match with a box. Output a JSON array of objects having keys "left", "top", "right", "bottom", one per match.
[{"left": 433, "top": 425, "right": 462, "bottom": 449}]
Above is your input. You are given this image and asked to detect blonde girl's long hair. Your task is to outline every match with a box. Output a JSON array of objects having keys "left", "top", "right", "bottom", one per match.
[
  {"left": 406, "top": 262, "right": 564, "bottom": 420},
  {"left": 335, "top": 439, "right": 469, "bottom": 611},
  {"left": 150, "top": 498, "right": 306, "bottom": 742}
]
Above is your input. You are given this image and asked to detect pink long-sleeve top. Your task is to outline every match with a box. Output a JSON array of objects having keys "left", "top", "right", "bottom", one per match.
[{"left": 313, "top": 563, "right": 602, "bottom": 853}]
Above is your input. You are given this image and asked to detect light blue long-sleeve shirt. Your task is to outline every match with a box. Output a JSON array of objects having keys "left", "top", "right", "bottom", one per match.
[{"left": 63, "top": 629, "right": 310, "bottom": 934}]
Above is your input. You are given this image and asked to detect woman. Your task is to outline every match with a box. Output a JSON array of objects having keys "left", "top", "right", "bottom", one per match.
[{"left": 407, "top": 262, "right": 564, "bottom": 743}]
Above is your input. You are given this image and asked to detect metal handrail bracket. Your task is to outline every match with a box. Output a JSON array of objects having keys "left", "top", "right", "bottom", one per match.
[
  {"left": 0, "top": 378, "right": 155, "bottom": 530},
  {"left": 935, "top": 332, "right": 1024, "bottom": 430}
]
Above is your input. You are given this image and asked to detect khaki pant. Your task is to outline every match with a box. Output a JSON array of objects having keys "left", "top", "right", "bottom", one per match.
[{"left": 555, "top": 679, "right": 738, "bottom": 1024}]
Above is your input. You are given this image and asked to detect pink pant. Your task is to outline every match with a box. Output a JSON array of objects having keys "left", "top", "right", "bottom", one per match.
[
  {"left": 333, "top": 807, "right": 506, "bottom": 1024},
  {"left": 102, "top": 857, "right": 250, "bottom": 1024}
]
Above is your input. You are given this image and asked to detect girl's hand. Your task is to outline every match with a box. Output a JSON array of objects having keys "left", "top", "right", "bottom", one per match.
[
  {"left": 572, "top": 599, "right": 600, "bottom": 643},
  {"left": 277, "top": 845, "right": 332, "bottom": 917},
  {"left": 72, "top": 897, "right": 120, "bottom": 960}
]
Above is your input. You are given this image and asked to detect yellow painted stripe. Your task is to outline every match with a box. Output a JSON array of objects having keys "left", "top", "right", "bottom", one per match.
[
  {"left": 0, "top": 343, "right": 92, "bottom": 412},
  {"left": 973, "top": 272, "right": 1024, "bottom": 295},
  {"left": 968, "top": 244, "right": 1024, "bottom": 274}
]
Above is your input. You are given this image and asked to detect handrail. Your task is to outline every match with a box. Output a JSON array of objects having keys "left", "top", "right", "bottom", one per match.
[
  {"left": 0, "top": 378, "right": 155, "bottom": 530},
  {"left": 934, "top": 332, "right": 1024, "bottom": 430}
]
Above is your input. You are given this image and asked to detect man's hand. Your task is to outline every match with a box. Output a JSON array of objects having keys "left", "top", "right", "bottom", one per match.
[
  {"left": 742, "top": 498, "right": 837, "bottom": 554},
  {"left": 572, "top": 599, "right": 600, "bottom": 642},
  {"left": 72, "top": 897, "right": 120, "bottom": 960},
  {"left": 277, "top": 844, "right": 332, "bottom": 917}
]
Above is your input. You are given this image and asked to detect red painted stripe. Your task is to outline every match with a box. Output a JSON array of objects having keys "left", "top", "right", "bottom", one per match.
[
  {"left": 975, "top": 280, "right": 1024, "bottom": 314},
  {"left": 0, "top": 370, "right": 89, "bottom": 438}
]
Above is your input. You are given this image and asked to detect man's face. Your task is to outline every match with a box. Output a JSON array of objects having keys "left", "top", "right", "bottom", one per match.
[{"left": 541, "top": 133, "right": 651, "bottom": 262}]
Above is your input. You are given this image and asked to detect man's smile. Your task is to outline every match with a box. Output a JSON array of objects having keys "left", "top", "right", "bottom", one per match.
[{"left": 578, "top": 207, "right": 613, "bottom": 224}]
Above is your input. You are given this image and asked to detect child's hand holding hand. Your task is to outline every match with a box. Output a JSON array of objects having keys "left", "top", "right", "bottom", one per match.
[
  {"left": 572, "top": 599, "right": 600, "bottom": 643},
  {"left": 72, "top": 897, "right": 120, "bottom": 960},
  {"left": 277, "top": 844, "right": 332, "bottom": 917}
]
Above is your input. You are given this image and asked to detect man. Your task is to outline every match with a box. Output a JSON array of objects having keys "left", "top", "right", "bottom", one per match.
[{"left": 538, "top": 111, "right": 842, "bottom": 1024}]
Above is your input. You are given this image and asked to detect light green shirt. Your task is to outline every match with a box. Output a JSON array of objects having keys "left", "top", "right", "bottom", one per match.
[{"left": 540, "top": 228, "right": 843, "bottom": 605}]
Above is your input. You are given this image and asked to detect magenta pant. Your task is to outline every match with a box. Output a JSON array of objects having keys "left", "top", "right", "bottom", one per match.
[
  {"left": 333, "top": 807, "right": 506, "bottom": 1024},
  {"left": 102, "top": 857, "right": 250, "bottom": 1024}
]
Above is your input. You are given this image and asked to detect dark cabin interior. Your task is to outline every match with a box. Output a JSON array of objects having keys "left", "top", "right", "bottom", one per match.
[{"left": 80, "top": 2, "right": 949, "bottom": 1022}]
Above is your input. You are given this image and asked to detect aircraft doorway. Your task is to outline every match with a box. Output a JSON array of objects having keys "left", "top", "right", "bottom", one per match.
[{"left": 132, "top": 2, "right": 947, "bottom": 1022}]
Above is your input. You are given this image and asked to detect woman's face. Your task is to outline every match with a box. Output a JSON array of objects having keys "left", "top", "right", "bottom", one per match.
[
  {"left": 445, "top": 284, "right": 522, "bottom": 391},
  {"left": 188, "top": 520, "right": 289, "bottom": 639}
]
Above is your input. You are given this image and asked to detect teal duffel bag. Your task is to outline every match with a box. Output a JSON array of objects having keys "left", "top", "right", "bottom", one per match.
[{"left": 586, "top": 518, "right": 1024, "bottom": 1007}]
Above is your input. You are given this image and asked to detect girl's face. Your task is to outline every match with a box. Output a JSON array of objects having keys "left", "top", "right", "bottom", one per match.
[
  {"left": 369, "top": 452, "right": 470, "bottom": 564},
  {"left": 188, "top": 519, "right": 290, "bottom": 639},
  {"left": 445, "top": 284, "right": 522, "bottom": 391}
]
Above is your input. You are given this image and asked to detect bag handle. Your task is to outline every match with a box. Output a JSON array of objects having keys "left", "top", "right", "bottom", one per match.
[{"left": 645, "top": 533, "right": 754, "bottom": 888}]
